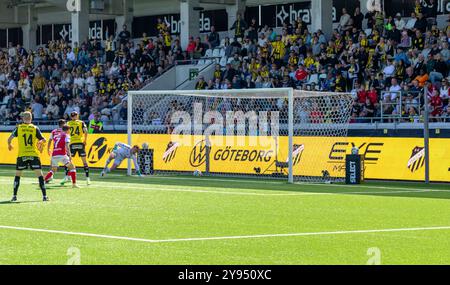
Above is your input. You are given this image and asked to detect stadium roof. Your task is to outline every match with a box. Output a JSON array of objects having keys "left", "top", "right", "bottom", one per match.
[
  {"left": 6, "top": 0, "right": 240, "bottom": 7},
  {"left": 4, "top": 0, "right": 243, "bottom": 15},
  {"left": 199, "top": 0, "right": 238, "bottom": 4}
]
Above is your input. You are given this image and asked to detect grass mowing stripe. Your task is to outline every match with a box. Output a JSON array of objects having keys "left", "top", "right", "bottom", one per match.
[
  {"left": 0, "top": 179, "right": 440, "bottom": 197},
  {"left": 0, "top": 165, "right": 448, "bottom": 265},
  {"left": 302, "top": 182, "right": 450, "bottom": 193},
  {"left": 99, "top": 174, "right": 450, "bottom": 193},
  {"left": 1, "top": 168, "right": 448, "bottom": 193},
  {"left": 73, "top": 184, "right": 444, "bottom": 196},
  {"left": 1, "top": 224, "right": 450, "bottom": 244},
  {"left": 0, "top": 179, "right": 318, "bottom": 196}
]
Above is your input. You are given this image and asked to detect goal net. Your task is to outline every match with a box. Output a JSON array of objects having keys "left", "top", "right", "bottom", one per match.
[{"left": 127, "top": 88, "right": 353, "bottom": 183}]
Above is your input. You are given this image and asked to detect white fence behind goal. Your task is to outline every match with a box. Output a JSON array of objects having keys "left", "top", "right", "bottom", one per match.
[{"left": 127, "top": 89, "right": 353, "bottom": 183}]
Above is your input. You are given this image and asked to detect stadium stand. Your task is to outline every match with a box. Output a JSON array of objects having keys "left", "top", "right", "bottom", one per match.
[
  {"left": 192, "top": 10, "right": 450, "bottom": 123},
  {"left": 0, "top": 24, "right": 175, "bottom": 126}
]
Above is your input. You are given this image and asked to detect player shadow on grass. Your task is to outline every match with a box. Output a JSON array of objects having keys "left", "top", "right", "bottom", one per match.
[
  {"left": 46, "top": 185, "right": 68, "bottom": 189},
  {"left": 26, "top": 183, "right": 66, "bottom": 190},
  {"left": 0, "top": 200, "right": 42, "bottom": 205},
  {"left": 0, "top": 184, "right": 70, "bottom": 205}
]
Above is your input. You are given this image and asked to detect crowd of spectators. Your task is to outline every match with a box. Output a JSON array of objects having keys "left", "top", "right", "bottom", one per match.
[
  {"left": 0, "top": 23, "right": 178, "bottom": 125},
  {"left": 192, "top": 5, "right": 450, "bottom": 123}
]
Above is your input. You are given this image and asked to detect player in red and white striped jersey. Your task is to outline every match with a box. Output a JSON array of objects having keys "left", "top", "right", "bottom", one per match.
[{"left": 44, "top": 120, "right": 79, "bottom": 188}]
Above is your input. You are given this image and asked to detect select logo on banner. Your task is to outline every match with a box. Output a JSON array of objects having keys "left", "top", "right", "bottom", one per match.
[
  {"left": 349, "top": 161, "right": 357, "bottom": 183},
  {"left": 407, "top": 147, "right": 425, "bottom": 173}
]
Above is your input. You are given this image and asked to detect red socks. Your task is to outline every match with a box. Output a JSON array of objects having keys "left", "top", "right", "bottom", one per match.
[
  {"left": 44, "top": 171, "right": 54, "bottom": 183},
  {"left": 69, "top": 170, "right": 77, "bottom": 185},
  {"left": 45, "top": 169, "right": 77, "bottom": 185}
]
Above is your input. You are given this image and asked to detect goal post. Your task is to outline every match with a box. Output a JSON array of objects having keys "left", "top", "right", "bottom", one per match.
[
  {"left": 127, "top": 88, "right": 353, "bottom": 183},
  {"left": 127, "top": 90, "right": 133, "bottom": 177},
  {"left": 288, "top": 88, "right": 294, "bottom": 184}
]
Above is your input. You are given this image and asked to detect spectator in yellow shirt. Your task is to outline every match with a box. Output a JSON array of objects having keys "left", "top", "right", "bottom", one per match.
[
  {"left": 156, "top": 18, "right": 167, "bottom": 35},
  {"left": 288, "top": 51, "right": 299, "bottom": 66},
  {"left": 271, "top": 35, "right": 286, "bottom": 61},
  {"left": 304, "top": 52, "right": 315, "bottom": 69},
  {"left": 91, "top": 63, "right": 101, "bottom": 77},
  {"left": 32, "top": 73, "right": 46, "bottom": 94}
]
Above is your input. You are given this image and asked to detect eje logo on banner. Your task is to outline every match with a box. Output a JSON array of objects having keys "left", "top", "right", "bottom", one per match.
[{"left": 328, "top": 142, "right": 384, "bottom": 163}]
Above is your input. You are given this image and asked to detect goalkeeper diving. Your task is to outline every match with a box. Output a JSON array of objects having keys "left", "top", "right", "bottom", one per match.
[{"left": 101, "top": 142, "right": 143, "bottom": 177}]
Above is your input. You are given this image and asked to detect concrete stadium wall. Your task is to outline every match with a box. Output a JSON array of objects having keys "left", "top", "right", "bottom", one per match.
[
  {"left": 141, "top": 63, "right": 212, "bottom": 90},
  {"left": 0, "top": 0, "right": 448, "bottom": 29},
  {"left": 177, "top": 63, "right": 216, "bottom": 90},
  {"left": 141, "top": 68, "right": 177, "bottom": 91}
]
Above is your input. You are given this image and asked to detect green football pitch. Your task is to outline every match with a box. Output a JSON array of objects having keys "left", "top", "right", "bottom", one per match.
[{"left": 0, "top": 166, "right": 449, "bottom": 265}]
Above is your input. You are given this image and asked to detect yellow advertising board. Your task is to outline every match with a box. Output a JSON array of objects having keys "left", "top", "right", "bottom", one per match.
[
  {"left": 290, "top": 136, "right": 450, "bottom": 182},
  {"left": 0, "top": 132, "right": 449, "bottom": 182},
  {"left": 0, "top": 133, "right": 127, "bottom": 169}
]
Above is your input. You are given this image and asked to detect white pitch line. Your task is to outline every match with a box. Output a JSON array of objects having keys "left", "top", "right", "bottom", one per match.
[
  {"left": 301, "top": 182, "right": 450, "bottom": 193},
  {"left": 0, "top": 225, "right": 450, "bottom": 244},
  {"left": 0, "top": 225, "right": 159, "bottom": 243},
  {"left": 0, "top": 179, "right": 439, "bottom": 197}
]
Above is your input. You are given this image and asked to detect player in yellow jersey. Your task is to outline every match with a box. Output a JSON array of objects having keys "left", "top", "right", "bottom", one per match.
[
  {"left": 7, "top": 112, "right": 48, "bottom": 202},
  {"left": 65, "top": 111, "right": 90, "bottom": 185}
]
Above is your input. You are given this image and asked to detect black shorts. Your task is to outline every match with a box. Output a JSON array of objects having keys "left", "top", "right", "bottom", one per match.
[
  {"left": 16, "top": 156, "right": 42, "bottom": 171},
  {"left": 70, "top": 143, "right": 87, "bottom": 157}
]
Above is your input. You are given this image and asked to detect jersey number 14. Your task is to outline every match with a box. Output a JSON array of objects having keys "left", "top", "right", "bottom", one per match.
[{"left": 22, "top": 134, "right": 33, "bottom": 147}]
